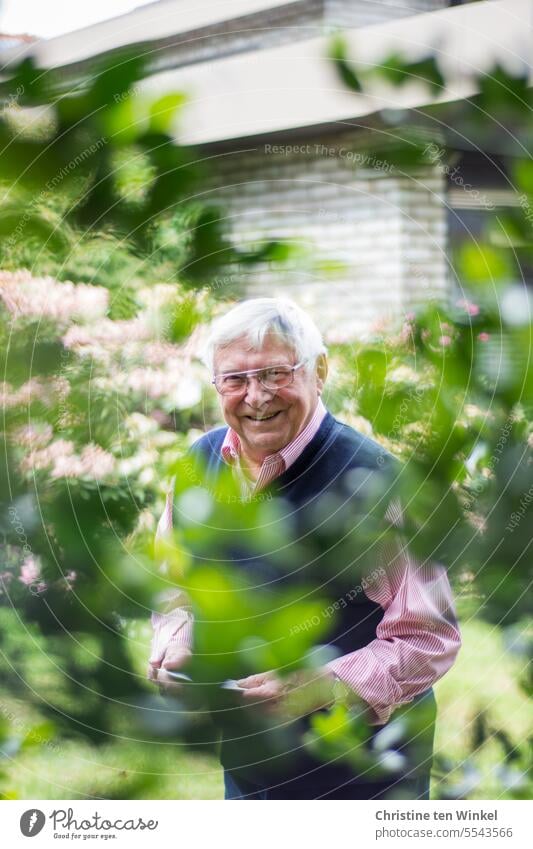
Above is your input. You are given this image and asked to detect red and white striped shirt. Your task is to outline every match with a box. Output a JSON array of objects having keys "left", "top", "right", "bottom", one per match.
[{"left": 150, "top": 404, "right": 461, "bottom": 724}]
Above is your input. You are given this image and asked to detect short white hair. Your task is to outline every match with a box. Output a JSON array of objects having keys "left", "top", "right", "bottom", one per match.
[{"left": 204, "top": 297, "right": 327, "bottom": 373}]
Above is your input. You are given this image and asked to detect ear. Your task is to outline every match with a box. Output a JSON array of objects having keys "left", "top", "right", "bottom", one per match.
[{"left": 315, "top": 354, "right": 328, "bottom": 395}]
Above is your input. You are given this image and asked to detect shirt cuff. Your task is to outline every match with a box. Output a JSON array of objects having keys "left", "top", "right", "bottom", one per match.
[{"left": 326, "top": 648, "right": 404, "bottom": 726}]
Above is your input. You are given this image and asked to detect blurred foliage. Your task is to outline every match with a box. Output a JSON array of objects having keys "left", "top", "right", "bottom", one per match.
[
  {"left": 321, "top": 40, "right": 533, "bottom": 799},
  {"left": 0, "top": 35, "right": 531, "bottom": 800},
  {"left": 0, "top": 53, "right": 293, "bottom": 303},
  {"left": 0, "top": 49, "right": 299, "bottom": 794}
]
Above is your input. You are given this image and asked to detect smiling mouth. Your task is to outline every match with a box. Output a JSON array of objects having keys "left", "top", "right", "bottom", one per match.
[{"left": 244, "top": 411, "right": 282, "bottom": 422}]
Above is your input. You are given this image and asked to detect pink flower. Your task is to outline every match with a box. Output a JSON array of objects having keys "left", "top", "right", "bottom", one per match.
[
  {"left": 78, "top": 444, "right": 116, "bottom": 479},
  {"left": 13, "top": 423, "right": 53, "bottom": 449},
  {"left": 400, "top": 324, "right": 414, "bottom": 343},
  {"left": 24, "top": 440, "right": 115, "bottom": 481},
  {"left": 0, "top": 270, "right": 108, "bottom": 322},
  {"left": 50, "top": 455, "right": 84, "bottom": 479},
  {"left": 21, "top": 439, "right": 75, "bottom": 474},
  {"left": 63, "top": 318, "right": 150, "bottom": 353},
  {"left": 478, "top": 332, "right": 490, "bottom": 342},
  {"left": 63, "top": 570, "right": 77, "bottom": 590},
  {"left": 439, "top": 335, "right": 452, "bottom": 347},
  {"left": 457, "top": 298, "right": 480, "bottom": 317},
  {"left": 19, "top": 556, "right": 41, "bottom": 586},
  {"left": 1, "top": 378, "right": 54, "bottom": 410}
]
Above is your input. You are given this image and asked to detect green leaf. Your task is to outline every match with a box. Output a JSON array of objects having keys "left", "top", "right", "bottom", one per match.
[
  {"left": 458, "top": 243, "right": 513, "bottom": 286},
  {"left": 512, "top": 159, "right": 533, "bottom": 196},
  {"left": 328, "top": 36, "right": 362, "bottom": 93},
  {"left": 0, "top": 206, "right": 71, "bottom": 254},
  {"left": 149, "top": 93, "right": 187, "bottom": 134},
  {"left": 371, "top": 52, "right": 444, "bottom": 93},
  {"left": 356, "top": 349, "right": 388, "bottom": 387},
  {"left": 406, "top": 56, "right": 445, "bottom": 94},
  {"left": 477, "top": 64, "right": 532, "bottom": 117}
]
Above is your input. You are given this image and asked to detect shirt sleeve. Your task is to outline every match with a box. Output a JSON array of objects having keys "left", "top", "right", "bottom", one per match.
[
  {"left": 150, "top": 604, "right": 194, "bottom": 665},
  {"left": 326, "top": 502, "right": 461, "bottom": 725},
  {"left": 149, "top": 483, "right": 194, "bottom": 666}
]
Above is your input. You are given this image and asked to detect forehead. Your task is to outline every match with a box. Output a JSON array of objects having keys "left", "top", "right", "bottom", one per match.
[{"left": 214, "top": 333, "right": 296, "bottom": 372}]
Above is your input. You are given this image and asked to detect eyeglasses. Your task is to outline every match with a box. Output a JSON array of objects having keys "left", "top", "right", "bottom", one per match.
[{"left": 212, "top": 361, "right": 306, "bottom": 395}]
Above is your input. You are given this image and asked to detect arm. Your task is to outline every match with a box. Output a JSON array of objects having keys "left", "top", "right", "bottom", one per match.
[
  {"left": 148, "top": 484, "right": 194, "bottom": 678},
  {"left": 327, "top": 504, "right": 461, "bottom": 725}
]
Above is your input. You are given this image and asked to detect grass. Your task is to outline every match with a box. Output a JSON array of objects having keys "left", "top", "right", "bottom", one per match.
[
  {"left": 432, "top": 616, "right": 530, "bottom": 799},
  {"left": 2, "top": 740, "right": 222, "bottom": 800},
  {"left": 1, "top": 616, "right": 530, "bottom": 799}
]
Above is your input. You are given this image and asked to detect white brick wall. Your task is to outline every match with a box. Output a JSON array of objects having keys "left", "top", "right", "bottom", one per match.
[{"left": 197, "top": 131, "right": 448, "bottom": 340}]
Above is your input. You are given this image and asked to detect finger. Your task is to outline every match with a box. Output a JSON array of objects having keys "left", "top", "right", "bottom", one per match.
[
  {"left": 237, "top": 671, "right": 275, "bottom": 688},
  {"left": 161, "top": 647, "right": 192, "bottom": 671},
  {"left": 156, "top": 669, "right": 188, "bottom": 695},
  {"left": 147, "top": 664, "right": 159, "bottom": 682},
  {"left": 236, "top": 674, "right": 262, "bottom": 689},
  {"left": 241, "top": 682, "right": 282, "bottom": 702}
]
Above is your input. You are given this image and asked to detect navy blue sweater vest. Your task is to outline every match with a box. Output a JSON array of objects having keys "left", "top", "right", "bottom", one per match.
[
  {"left": 190, "top": 412, "right": 395, "bottom": 655},
  {"left": 187, "top": 413, "right": 435, "bottom": 790}
]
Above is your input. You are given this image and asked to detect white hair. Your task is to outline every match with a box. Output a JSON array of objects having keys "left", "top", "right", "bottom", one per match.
[{"left": 204, "top": 297, "right": 327, "bottom": 373}]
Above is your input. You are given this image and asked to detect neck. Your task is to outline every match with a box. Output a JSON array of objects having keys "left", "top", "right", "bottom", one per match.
[
  {"left": 239, "top": 441, "right": 270, "bottom": 476},
  {"left": 240, "top": 453, "right": 263, "bottom": 481}
]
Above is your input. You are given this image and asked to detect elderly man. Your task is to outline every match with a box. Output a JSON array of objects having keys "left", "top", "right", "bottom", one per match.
[{"left": 149, "top": 297, "right": 461, "bottom": 800}]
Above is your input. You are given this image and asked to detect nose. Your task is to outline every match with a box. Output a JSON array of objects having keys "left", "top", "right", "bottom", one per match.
[{"left": 243, "top": 375, "right": 275, "bottom": 408}]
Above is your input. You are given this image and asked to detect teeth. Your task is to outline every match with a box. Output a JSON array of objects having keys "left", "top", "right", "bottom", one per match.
[{"left": 250, "top": 412, "right": 278, "bottom": 421}]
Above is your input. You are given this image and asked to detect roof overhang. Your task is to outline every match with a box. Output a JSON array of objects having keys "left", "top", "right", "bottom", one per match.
[
  {"left": 134, "top": 0, "right": 531, "bottom": 145},
  {"left": 0, "top": 0, "right": 294, "bottom": 69},
  {"left": 1, "top": 0, "right": 530, "bottom": 149}
]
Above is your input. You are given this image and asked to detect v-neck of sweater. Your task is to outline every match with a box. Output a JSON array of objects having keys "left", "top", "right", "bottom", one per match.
[{"left": 259, "top": 411, "right": 337, "bottom": 495}]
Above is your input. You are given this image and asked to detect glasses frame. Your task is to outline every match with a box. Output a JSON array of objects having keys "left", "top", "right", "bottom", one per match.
[{"left": 212, "top": 360, "right": 307, "bottom": 395}]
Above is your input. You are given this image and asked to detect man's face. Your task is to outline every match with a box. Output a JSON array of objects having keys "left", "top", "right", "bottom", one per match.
[{"left": 213, "top": 333, "right": 327, "bottom": 463}]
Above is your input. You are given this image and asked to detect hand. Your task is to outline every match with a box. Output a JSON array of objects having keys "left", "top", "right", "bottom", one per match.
[
  {"left": 147, "top": 646, "right": 192, "bottom": 696},
  {"left": 237, "top": 667, "right": 336, "bottom": 720},
  {"left": 236, "top": 670, "right": 286, "bottom": 712}
]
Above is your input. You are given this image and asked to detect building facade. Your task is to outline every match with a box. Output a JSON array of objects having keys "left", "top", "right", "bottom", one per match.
[{"left": 1, "top": 0, "right": 527, "bottom": 338}]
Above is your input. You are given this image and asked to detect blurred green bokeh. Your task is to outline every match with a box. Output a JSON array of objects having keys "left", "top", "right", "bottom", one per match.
[{"left": 0, "top": 41, "right": 531, "bottom": 799}]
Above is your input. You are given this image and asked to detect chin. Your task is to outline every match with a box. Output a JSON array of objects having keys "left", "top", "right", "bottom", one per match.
[
  {"left": 250, "top": 434, "right": 283, "bottom": 448},
  {"left": 248, "top": 432, "right": 286, "bottom": 450}
]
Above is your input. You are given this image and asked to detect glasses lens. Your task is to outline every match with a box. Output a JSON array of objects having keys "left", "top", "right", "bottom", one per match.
[
  {"left": 217, "top": 374, "right": 247, "bottom": 394},
  {"left": 259, "top": 367, "right": 293, "bottom": 390},
  {"left": 215, "top": 365, "right": 295, "bottom": 394}
]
